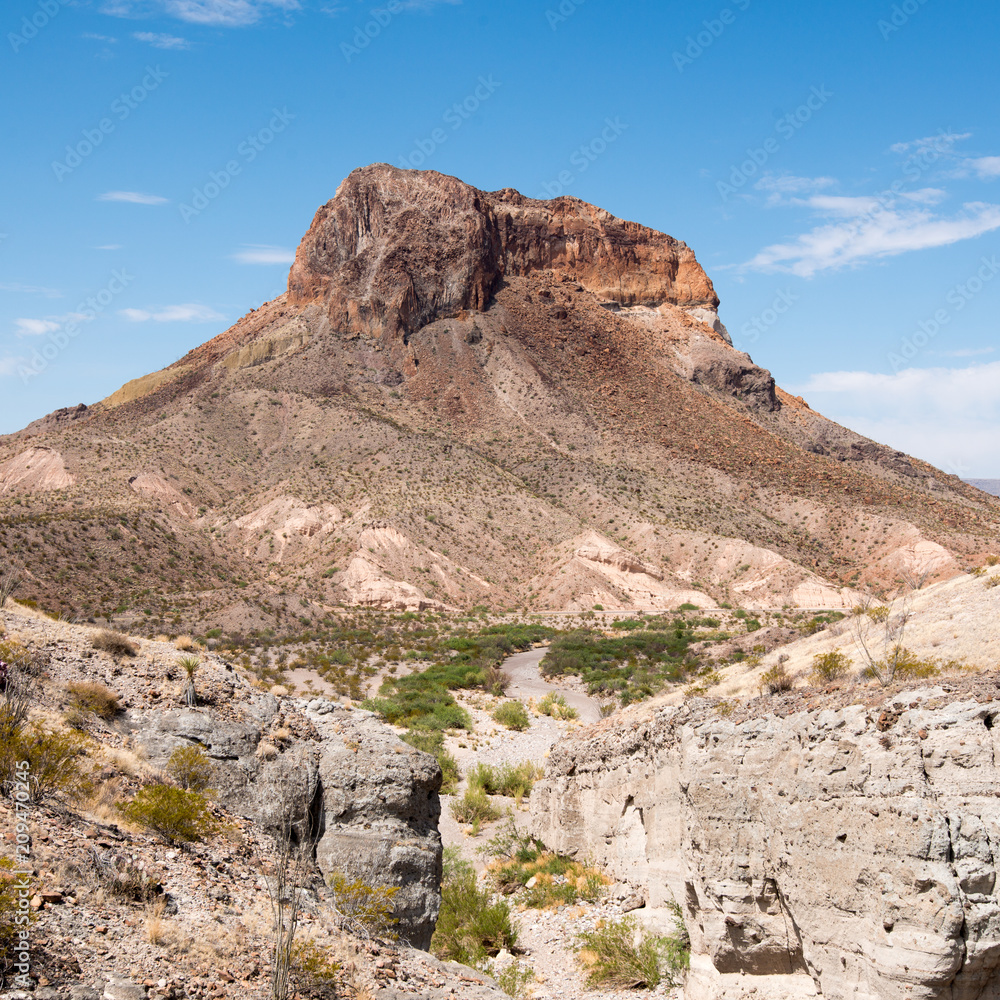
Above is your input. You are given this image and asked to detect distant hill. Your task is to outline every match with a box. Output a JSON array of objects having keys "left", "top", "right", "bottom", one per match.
[
  {"left": 966, "top": 479, "right": 1000, "bottom": 497},
  {"left": 1, "top": 164, "right": 999, "bottom": 632}
]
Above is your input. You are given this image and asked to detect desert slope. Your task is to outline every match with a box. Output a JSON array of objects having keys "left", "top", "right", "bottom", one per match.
[{"left": 1, "top": 165, "right": 997, "bottom": 630}]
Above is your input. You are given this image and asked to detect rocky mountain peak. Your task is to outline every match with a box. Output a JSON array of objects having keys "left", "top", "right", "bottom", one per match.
[{"left": 287, "top": 163, "right": 718, "bottom": 342}]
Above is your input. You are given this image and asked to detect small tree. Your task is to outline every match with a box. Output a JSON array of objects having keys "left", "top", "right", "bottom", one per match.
[{"left": 850, "top": 593, "right": 913, "bottom": 686}]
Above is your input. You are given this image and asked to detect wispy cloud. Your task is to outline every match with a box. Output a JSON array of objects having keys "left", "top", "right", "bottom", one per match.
[
  {"left": 968, "top": 156, "right": 1000, "bottom": 180},
  {"left": 120, "top": 303, "right": 224, "bottom": 322},
  {"left": 83, "top": 32, "right": 119, "bottom": 42},
  {"left": 890, "top": 131, "right": 972, "bottom": 156},
  {"left": 14, "top": 318, "right": 61, "bottom": 337},
  {"left": 103, "top": 0, "right": 300, "bottom": 25},
  {"left": 0, "top": 356, "right": 23, "bottom": 377},
  {"left": 97, "top": 191, "right": 169, "bottom": 205},
  {"left": 95, "top": 244, "right": 123, "bottom": 250},
  {"left": 231, "top": 244, "right": 295, "bottom": 265},
  {"left": 745, "top": 200, "right": 1000, "bottom": 277},
  {"left": 797, "top": 361, "right": 1000, "bottom": 476},
  {"left": 133, "top": 30, "right": 190, "bottom": 48},
  {"left": 0, "top": 283, "right": 62, "bottom": 298}
]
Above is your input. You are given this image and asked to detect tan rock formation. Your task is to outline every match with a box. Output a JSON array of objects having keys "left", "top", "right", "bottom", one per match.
[
  {"left": 0, "top": 446, "right": 75, "bottom": 494},
  {"left": 531, "top": 687, "right": 1000, "bottom": 999}
]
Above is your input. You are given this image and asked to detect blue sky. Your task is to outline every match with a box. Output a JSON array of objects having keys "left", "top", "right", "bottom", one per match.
[{"left": 2, "top": 0, "right": 999, "bottom": 474}]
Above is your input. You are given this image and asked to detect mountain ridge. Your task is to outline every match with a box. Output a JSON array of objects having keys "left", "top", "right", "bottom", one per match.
[{"left": 1, "top": 165, "right": 997, "bottom": 631}]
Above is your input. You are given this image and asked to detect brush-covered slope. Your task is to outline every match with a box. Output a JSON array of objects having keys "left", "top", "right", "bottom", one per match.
[{"left": 1, "top": 165, "right": 997, "bottom": 631}]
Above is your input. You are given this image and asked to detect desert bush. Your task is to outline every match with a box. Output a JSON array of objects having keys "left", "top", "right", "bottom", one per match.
[
  {"left": 575, "top": 909, "right": 688, "bottom": 990},
  {"left": 400, "top": 730, "right": 459, "bottom": 793},
  {"left": 2, "top": 722, "right": 89, "bottom": 802},
  {"left": 492, "top": 700, "right": 530, "bottom": 731},
  {"left": 118, "top": 785, "right": 220, "bottom": 845},
  {"left": 468, "top": 761, "right": 542, "bottom": 800},
  {"left": 810, "top": 650, "right": 852, "bottom": 684},
  {"left": 537, "top": 692, "right": 578, "bottom": 720},
  {"left": 90, "top": 849, "right": 162, "bottom": 902},
  {"left": 450, "top": 787, "right": 501, "bottom": 832},
  {"left": 92, "top": 630, "right": 138, "bottom": 658},
  {"left": 493, "top": 960, "right": 534, "bottom": 998},
  {"left": 291, "top": 938, "right": 342, "bottom": 991},
  {"left": 67, "top": 681, "right": 121, "bottom": 720},
  {"left": 166, "top": 745, "right": 214, "bottom": 792},
  {"left": 760, "top": 663, "right": 793, "bottom": 695},
  {"left": 432, "top": 850, "right": 517, "bottom": 970},
  {"left": 328, "top": 872, "right": 399, "bottom": 940}
]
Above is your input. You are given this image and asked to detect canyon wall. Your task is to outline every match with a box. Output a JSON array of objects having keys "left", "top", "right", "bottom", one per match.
[{"left": 531, "top": 687, "right": 1000, "bottom": 999}]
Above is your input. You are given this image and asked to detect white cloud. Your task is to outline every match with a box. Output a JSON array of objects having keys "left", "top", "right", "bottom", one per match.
[
  {"left": 968, "top": 156, "right": 1000, "bottom": 180},
  {"left": 120, "top": 303, "right": 225, "bottom": 322},
  {"left": 14, "top": 318, "right": 60, "bottom": 337},
  {"left": 796, "top": 361, "right": 1000, "bottom": 477},
  {"left": 931, "top": 346, "right": 995, "bottom": 358},
  {"left": 899, "top": 187, "right": 947, "bottom": 205},
  {"left": 0, "top": 356, "right": 24, "bottom": 377},
  {"left": 97, "top": 191, "right": 168, "bottom": 205},
  {"left": 103, "top": 0, "right": 301, "bottom": 25},
  {"left": 756, "top": 174, "right": 837, "bottom": 195},
  {"left": 83, "top": 32, "right": 118, "bottom": 42},
  {"left": 744, "top": 201, "right": 1000, "bottom": 277},
  {"left": 230, "top": 244, "right": 295, "bottom": 265},
  {"left": 0, "top": 283, "right": 62, "bottom": 297},
  {"left": 133, "top": 30, "right": 190, "bottom": 48},
  {"left": 95, "top": 244, "right": 123, "bottom": 250},
  {"left": 890, "top": 132, "right": 971, "bottom": 156}
]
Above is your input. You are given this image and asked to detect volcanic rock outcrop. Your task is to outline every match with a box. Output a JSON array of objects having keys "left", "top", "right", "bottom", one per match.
[{"left": 531, "top": 686, "right": 1000, "bottom": 999}]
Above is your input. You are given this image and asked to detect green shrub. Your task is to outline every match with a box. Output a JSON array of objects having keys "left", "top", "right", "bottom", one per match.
[
  {"left": 118, "top": 785, "right": 220, "bottom": 845},
  {"left": 327, "top": 872, "right": 399, "bottom": 939},
  {"left": 468, "top": 761, "right": 542, "bottom": 800},
  {"left": 291, "top": 939, "right": 342, "bottom": 989},
  {"left": 575, "top": 911, "right": 688, "bottom": 989},
  {"left": 492, "top": 701, "right": 530, "bottom": 731},
  {"left": 432, "top": 850, "right": 517, "bottom": 970},
  {"left": 400, "top": 730, "right": 459, "bottom": 793},
  {"left": 537, "top": 692, "right": 578, "bottom": 720},
  {"left": 67, "top": 681, "right": 121, "bottom": 720},
  {"left": 166, "top": 745, "right": 215, "bottom": 792},
  {"left": 760, "top": 663, "right": 793, "bottom": 695},
  {"left": 92, "top": 630, "right": 138, "bottom": 657},
  {"left": 3, "top": 723, "right": 89, "bottom": 802},
  {"left": 810, "top": 650, "right": 852, "bottom": 684},
  {"left": 493, "top": 960, "right": 534, "bottom": 998},
  {"left": 450, "top": 787, "right": 501, "bottom": 832}
]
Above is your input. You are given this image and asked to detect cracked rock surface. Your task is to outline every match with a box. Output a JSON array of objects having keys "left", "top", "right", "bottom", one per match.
[{"left": 531, "top": 681, "right": 1000, "bottom": 999}]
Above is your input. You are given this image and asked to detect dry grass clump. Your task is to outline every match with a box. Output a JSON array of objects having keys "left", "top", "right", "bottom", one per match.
[
  {"left": 92, "top": 629, "right": 138, "bottom": 657},
  {"left": 67, "top": 681, "right": 121, "bottom": 720},
  {"left": 759, "top": 661, "right": 793, "bottom": 695}
]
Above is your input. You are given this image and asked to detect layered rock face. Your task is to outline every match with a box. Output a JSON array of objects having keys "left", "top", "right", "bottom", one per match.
[
  {"left": 139, "top": 698, "right": 442, "bottom": 949},
  {"left": 530, "top": 688, "right": 1000, "bottom": 999},
  {"left": 287, "top": 164, "right": 718, "bottom": 341}
]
